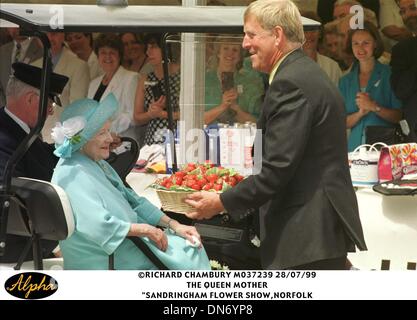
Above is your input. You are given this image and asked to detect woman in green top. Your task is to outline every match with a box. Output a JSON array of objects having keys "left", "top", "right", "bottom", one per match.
[{"left": 204, "top": 36, "right": 265, "bottom": 125}]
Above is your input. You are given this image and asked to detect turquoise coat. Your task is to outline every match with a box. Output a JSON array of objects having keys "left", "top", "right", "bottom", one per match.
[
  {"left": 339, "top": 61, "right": 402, "bottom": 151},
  {"left": 52, "top": 152, "right": 210, "bottom": 270}
]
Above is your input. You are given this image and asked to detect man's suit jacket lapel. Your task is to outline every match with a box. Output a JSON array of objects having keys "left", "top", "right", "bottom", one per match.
[
  {"left": 272, "top": 49, "right": 305, "bottom": 82},
  {"left": 258, "top": 49, "right": 305, "bottom": 131}
]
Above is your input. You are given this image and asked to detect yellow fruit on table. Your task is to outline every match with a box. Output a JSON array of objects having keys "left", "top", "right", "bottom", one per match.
[{"left": 147, "top": 161, "right": 166, "bottom": 173}]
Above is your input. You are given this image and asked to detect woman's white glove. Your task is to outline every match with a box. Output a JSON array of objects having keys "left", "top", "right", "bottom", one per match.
[{"left": 174, "top": 224, "right": 203, "bottom": 249}]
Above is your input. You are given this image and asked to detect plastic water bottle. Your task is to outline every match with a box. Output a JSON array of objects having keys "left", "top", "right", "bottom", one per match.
[
  {"left": 206, "top": 123, "right": 220, "bottom": 165},
  {"left": 165, "top": 130, "right": 174, "bottom": 174}
]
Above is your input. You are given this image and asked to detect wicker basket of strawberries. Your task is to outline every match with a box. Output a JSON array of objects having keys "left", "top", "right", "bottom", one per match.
[{"left": 150, "top": 162, "right": 244, "bottom": 214}]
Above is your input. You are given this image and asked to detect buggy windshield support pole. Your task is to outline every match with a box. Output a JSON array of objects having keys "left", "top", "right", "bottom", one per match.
[
  {"left": 0, "top": 30, "right": 52, "bottom": 257},
  {"left": 162, "top": 32, "right": 178, "bottom": 172}
]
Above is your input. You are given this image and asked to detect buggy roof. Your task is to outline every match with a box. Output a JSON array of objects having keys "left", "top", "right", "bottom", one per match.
[{"left": 0, "top": 3, "right": 321, "bottom": 33}]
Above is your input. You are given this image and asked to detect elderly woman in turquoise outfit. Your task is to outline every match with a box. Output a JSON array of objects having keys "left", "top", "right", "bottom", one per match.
[
  {"left": 50, "top": 94, "right": 210, "bottom": 270},
  {"left": 204, "top": 36, "right": 264, "bottom": 125},
  {"left": 339, "top": 21, "right": 402, "bottom": 152}
]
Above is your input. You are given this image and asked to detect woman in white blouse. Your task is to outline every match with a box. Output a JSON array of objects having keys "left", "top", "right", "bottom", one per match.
[{"left": 88, "top": 33, "right": 139, "bottom": 137}]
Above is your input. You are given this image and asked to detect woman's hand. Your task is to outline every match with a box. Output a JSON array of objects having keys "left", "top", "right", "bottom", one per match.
[
  {"left": 221, "top": 89, "right": 238, "bottom": 107},
  {"left": 148, "top": 96, "right": 167, "bottom": 119},
  {"left": 356, "top": 92, "right": 377, "bottom": 113},
  {"left": 129, "top": 223, "right": 168, "bottom": 252},
  {"left": 174, "top": 224, "right": 203, "bottom": 248}
]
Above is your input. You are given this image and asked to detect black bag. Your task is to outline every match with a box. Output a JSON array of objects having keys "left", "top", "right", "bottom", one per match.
[
  {"left": 195, "top": 210, "right": 261, "bottom": 270},
  {"left": 365, "top": 125, "right": 407, "bottom": 146},
  {"left": 373, "top": 179, "right": 417, "bottom": 196},
  {"left": 166, "top": 210, "right": 261, "bottom": 270}
]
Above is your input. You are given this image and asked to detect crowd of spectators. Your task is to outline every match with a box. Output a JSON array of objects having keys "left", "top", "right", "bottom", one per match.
[{"left": 0, "top": 0, "right": 415, "bottom": 159}]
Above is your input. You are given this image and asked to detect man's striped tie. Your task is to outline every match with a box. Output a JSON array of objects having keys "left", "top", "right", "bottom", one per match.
[{"left": 14, "top": 42, "right": 22, "bottom": 63}]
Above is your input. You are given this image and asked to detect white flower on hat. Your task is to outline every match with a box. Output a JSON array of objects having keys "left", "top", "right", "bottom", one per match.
[{"left": 51, "top": 116, "right": 86, "bottom": 145}]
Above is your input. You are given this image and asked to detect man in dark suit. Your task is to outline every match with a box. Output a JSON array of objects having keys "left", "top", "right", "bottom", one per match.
[
  {"left": 390, "top": 0, "right": 417, "bottom": 142},
  {"left": 0, "top": 62, "right": 68, "bottom": 263},
  {"left": 186, "top": 0, "right": 366, "bottom": 270}
]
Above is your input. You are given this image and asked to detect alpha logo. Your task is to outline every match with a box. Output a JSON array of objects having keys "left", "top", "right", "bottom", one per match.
[{"left": 4, "top": 272, "right": 58, "bottom": 299}]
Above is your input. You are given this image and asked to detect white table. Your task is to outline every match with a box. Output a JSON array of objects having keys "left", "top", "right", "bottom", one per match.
[
  {"left": 348, "top": 187, "right": 417, "bottom": 270},
  {"left": 126, "top": 172, "right": 167, "bottom": 208},
  {"left": 127, "top": 173, "right": 417, "bottom": 270}
]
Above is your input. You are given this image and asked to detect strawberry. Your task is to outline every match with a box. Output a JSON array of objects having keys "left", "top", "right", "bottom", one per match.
[
  {"left": 198, "top": 177, "right": 208, "bottom": 187},
  {"left": 175, "top": 171, "right": 186, "bottom": 179},
  {"left": 175, "top": 177, "right": 183, "bottom": 186},
  {"left": 186, "top": 174, "right": 197, "bottom": 181},
  {"left": 235, "top": 175, "right": 244, "bottom": 182},
  {"left": 206, "top": 174, "right": 218, "bottom": 183},
  {"left": 191, "top": 183, "right": 202, "bottom": 191},
  {"left": 186, "top": 179, "right": 197, "bottom": 188},
  {"left": 214, "top": 184, "right": 222, "bottom": 191},
  {"left": 228, "top": 176, "right": 237, "bottom": 186},
  {"left": 186, "top": 163, "right": 196, "bottom": 171}
]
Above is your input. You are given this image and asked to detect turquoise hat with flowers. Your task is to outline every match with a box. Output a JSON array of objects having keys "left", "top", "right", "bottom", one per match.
[{"left": 51, "top": 93, "right": 118, "bottom": 158}]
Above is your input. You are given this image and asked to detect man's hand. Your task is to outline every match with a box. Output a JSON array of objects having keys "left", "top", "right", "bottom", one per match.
[{"left": 184, "top": 191, "right": 225, "bottom": 220}]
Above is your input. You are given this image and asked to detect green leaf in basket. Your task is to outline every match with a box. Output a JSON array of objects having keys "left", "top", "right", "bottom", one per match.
[
  {"left": 189, "top": 167, "right": 202, "bottom": 175},
  {"left": 221, "top": 181, "right": 232, "bottom": 192},
  {"left": 218, "top": 168, "right": 230, "bottom": 177},
  {"left": 227, "top": 168, "right": 239, "bottom": 176},
  {"left": 205, "top": 167, "right": 219, "bottom": 176},
  {"left": 150, "top": 183, "right": 168, "bottom": 190},
  {"left": 169, "top": 185, "right": 195, "bottom": 192}
]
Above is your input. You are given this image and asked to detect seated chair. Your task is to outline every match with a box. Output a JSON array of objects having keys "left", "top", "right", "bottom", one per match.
[
  {"left": 4, "top": 177, "right": 169, "bottom": 270},
  {"left": 106, "top": 136, "right": 139, "bottom": 187},
  {"left": 4, "top": 177, "right": 75, "bottom": 270}
]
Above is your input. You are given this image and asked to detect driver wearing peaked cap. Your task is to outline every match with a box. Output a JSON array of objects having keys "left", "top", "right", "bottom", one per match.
[
  {"left": 11, "top": 62, "right": 68, "bottom": 106},
  {"left": 0, "top": 63, "right": 68, "bottom": 263}
]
